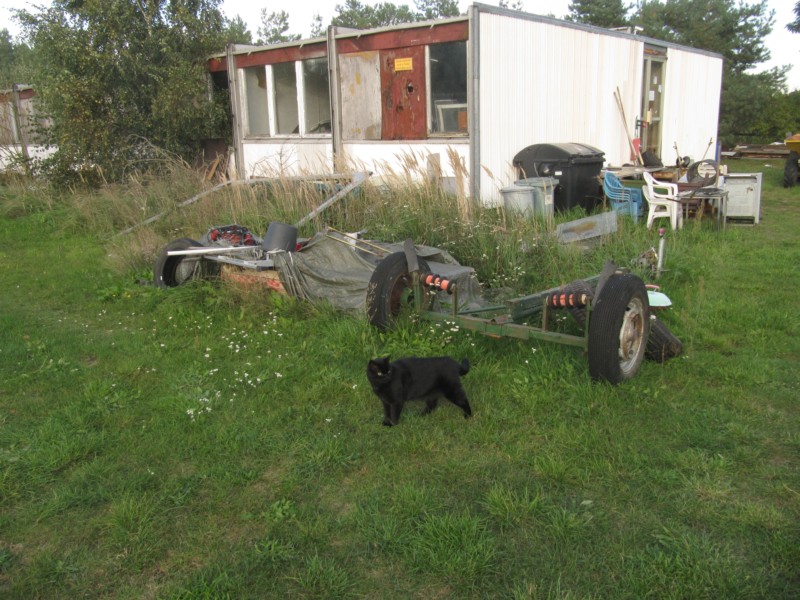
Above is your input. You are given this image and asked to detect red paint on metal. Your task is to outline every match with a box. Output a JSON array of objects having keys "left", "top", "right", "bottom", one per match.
[
  {"left": 337, "top": 21, "right": 468, "bottom": 54},
  {"left": 207, "top": 21, "right": 469, "bottom": 72},
  {"left": 380, "top": 46, "right": 427, "bottom": 140}
]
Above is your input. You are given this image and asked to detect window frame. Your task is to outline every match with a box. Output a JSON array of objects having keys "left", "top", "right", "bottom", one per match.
[
  {"left": 241, "top": 58, "right": 332, "bottom": 140},
  {"left": 426, "top": 40, "right": 469, "bottom": 138}
]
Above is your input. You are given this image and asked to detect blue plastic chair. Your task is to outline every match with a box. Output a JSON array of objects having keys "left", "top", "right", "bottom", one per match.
[{"left": 603, "top": 172, "right": 644, "bottom": 223}]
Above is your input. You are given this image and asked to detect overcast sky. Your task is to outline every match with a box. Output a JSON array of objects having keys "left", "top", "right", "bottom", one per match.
[{"left": 2, "top": 0, "right": 798, "bottom": 89}]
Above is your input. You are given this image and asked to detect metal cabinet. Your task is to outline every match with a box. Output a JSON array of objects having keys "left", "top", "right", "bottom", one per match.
[{"left": 722, "top": 173, "right": 762, "bottom": 224}]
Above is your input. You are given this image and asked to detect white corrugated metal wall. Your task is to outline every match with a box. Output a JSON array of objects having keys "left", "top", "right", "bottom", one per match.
[
  {"left": 660, "top": 48, "right": 723, "bottom": 164},
  {"left": 476, "top": 10, "right": 643, "bottom": 206}
]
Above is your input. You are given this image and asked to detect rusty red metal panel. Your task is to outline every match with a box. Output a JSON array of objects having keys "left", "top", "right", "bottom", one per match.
[
  {"left": 208, "top": 57, "right": 226, "bottom": 73},
  {"left": 338, "top": 21, "right": 468, "bottom": 54},
  {"left": 0, "top": 88, "right": 36, "bottom": 101},
  {"left": 208, "top": 43, "right": 328, "bottom": 72},
  {"left": 380, "top": 46, "right": 427, "bottom": 141},
  {"left": 208, "top": 22, "right": 468, "bottom": 73},
  {"left": 236, "top": 43, "right": 327, "bottom": 68}
]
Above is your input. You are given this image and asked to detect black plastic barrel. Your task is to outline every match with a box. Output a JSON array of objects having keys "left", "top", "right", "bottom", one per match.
[
  {"left": 513, "top": 143, "right": 605, "bottom": 212},
  {"left": 262, "top": 222, "right": 298, "bottom": 252}
]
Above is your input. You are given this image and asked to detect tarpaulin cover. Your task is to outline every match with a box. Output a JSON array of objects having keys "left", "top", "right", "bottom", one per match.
[{"left": 270, "top": 230, "right": 485, "bottom": 314}]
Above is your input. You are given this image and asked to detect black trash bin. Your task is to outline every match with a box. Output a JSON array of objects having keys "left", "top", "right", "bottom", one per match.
[{"left": 513, "top": 143, "right": 605, "bottom": 212}]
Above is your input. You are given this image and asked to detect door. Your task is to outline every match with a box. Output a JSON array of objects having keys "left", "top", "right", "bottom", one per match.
[
  {"left": 380, "top": 46, "right": 427, "bottom": 140},
  {"left": 641, "top": 47, "right": 666, "bottom": 158}
]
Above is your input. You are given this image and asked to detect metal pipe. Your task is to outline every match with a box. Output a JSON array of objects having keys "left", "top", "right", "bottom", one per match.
[
  {"left": 167, "top": 246, "right": 261, "bottom": 257},
  {"left": 295, "top": 171, "right": 370, "bottom": 227},
  {"left": 656, "top": 227, "right": 666, "bottom": 279},
  {"left": 327, "top": 227, "right": 388, "bottom": 254},
  {"left": 323, "top": 233, "right": 382, "bottom": 256}
]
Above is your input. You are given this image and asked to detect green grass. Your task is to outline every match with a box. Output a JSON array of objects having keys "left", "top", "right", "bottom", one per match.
[{"left": 0, "top": 159, "right": 798, "bottom": 598}]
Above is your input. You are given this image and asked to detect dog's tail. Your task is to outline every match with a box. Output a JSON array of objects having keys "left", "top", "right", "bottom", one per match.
[{"left": 459, "top": 358, "right": 470, "bottom": 375}]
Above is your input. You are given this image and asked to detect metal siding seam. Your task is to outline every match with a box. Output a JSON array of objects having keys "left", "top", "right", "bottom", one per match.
[{"left": 469, "top": 5, "right": 481, "bottom": 203}]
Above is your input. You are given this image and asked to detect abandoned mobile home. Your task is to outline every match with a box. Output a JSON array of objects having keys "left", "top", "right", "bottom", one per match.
[
  {"left": 0, "top": 85, "right": 53, "bottom": 171},
  {"left": 208, "top": 2, "right": 723, "bottom": 210}
]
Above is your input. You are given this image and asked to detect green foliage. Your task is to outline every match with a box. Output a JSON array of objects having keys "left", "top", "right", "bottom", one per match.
[
  {"left": 719, "top": 69, "right": 795, "bottom": 146},
  {"left": 499, "top": 0, "right": 525, "bottom": 10},
  {"left": 789, "top": 1, "right": 800, "bottom": 33},
  {"left": 310, "top": 14, "right": 325, "bottom": 38},
  {"left": 635, "top": 0, "right": 774, "bottom": 73},
  {"left": 331, "top": 0, "right": 461, "bottom": 29},
  {"left": 15, "top": 0, "right": 229, "bottom": 184},
  {"left": 257, "top": 10, "right": 301, "bottom": 45},
  {"left": 414, "top": 0, "right": 462, "bottom": 20},
  {"left": 224, "top": 16, "right": 253, "bottom": 45},
  {"left": 332, "top": 0, "right": 417, "bottom": 29},
  {"left": 0, "top": 29, "right": 34, "bottom": 88},
  {"left": 567, "top": 0, "right": 633, "bottom": 28}
]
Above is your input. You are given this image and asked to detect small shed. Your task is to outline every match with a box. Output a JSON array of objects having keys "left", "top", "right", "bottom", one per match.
[{"left": 207, "top": 2, "right": 723, "bottom": 206}]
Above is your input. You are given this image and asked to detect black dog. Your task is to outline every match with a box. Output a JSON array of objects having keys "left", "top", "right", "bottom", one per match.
[{"left": 366, "top": 356, "right": 472, "bottom": 426}]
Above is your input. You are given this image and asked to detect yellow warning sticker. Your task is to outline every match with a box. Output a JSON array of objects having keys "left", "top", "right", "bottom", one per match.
[{"left": 394, "top": 57, "right": 413, "bottom": 71}]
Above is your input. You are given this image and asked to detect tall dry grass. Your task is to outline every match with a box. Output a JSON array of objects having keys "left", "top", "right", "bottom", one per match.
[{"left": 3, "top": 147, "right": 655, "bottom": 291}]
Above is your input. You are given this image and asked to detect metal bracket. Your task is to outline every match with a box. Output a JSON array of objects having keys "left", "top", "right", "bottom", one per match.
[{"left": 403, "top": 238, "right": 419, "bottom": 273}]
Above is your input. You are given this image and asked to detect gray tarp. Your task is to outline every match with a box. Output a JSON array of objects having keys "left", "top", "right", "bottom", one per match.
[{"left": 270, "top": 231, "right": 485, "bottom": 314}]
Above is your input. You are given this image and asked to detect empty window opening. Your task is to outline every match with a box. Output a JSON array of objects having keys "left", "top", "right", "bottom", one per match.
[{"left": 303, "top": 58, "right": 332, "bottom": 134}]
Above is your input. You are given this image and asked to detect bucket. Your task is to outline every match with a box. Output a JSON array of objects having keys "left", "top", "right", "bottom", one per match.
[
  {"left": 502, "top": 177, "right": 557, "bottom": 218},
  {"left": 262, "top": 222, "right": 298, "bottom": 252},
  {"left": 501, "top": 185, "right": 536, "bottom": 216}
]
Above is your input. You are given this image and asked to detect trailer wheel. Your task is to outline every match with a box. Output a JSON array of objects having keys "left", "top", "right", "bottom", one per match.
[
  {"left": 784, "top": 152, "right": 798, "bottom": 188},
  {"left": 366, "top": 251, "right": 431, "bottom": 331},
  {"left": 565, "top": 278, "right": 681, "bottom": 364},
  {"left": 588, "top": 274, "right": 650, "bottom": 384},
  {"left": 154, "top": 238, "right": 219, "bottom": 289}
]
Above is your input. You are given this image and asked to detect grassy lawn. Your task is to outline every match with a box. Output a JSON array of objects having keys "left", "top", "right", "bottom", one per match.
[{"left": 0, "top": 159, "right": 798, "bottom": 598}]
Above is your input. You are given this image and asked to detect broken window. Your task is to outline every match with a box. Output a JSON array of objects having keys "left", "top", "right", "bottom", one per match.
[
  {"left": 303, "top": 58, "right": 332, "bottom": 134},
  {"left": 428, "top": 41, "right": 468, "bottom": 135},
  {"left": 243, "top": 66, "right": 269, "bottom": 136}
]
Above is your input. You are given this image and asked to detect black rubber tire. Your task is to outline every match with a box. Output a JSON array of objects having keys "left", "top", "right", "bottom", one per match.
[
  {"left": 154, "top": 238, "right": 218, "bottom": 289},
  {"left": 645, "top": 315, "right": 683, "bottom": 362},
  {"left": 565, "top": 279, "right": 681, "bottom": 364},
  {"left": 686, "top": 159, "right": 718, "bottom": 185},
  {"left": 366, "top": 252, "right": 431, "bottom": 331},
  {"left": 587, "top": 274, "right": 650, "bottom": 384},
  {"left": 784, "top": 152, "right": 798, "bottom": 188}
]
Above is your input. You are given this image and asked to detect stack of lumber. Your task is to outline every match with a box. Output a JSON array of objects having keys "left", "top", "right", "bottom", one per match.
[{"left": 727, "top": 143, "right": 789, "bottom": 159}]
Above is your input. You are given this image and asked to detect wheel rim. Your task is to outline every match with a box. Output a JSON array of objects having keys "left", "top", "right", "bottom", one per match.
[
  {"left": 618, "top": 297, "right": 647, "bottom": 375},
  {"left": 387, "top": 273, "right": 412, "bottom": 318},
  {"left": 170, "top": 257, "right": 203, "bottom": 286}
]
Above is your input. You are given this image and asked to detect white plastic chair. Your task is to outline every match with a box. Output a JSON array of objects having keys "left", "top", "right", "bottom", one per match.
[{"left": 643, "top": 171, "right": 682, "bottom": 230}]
